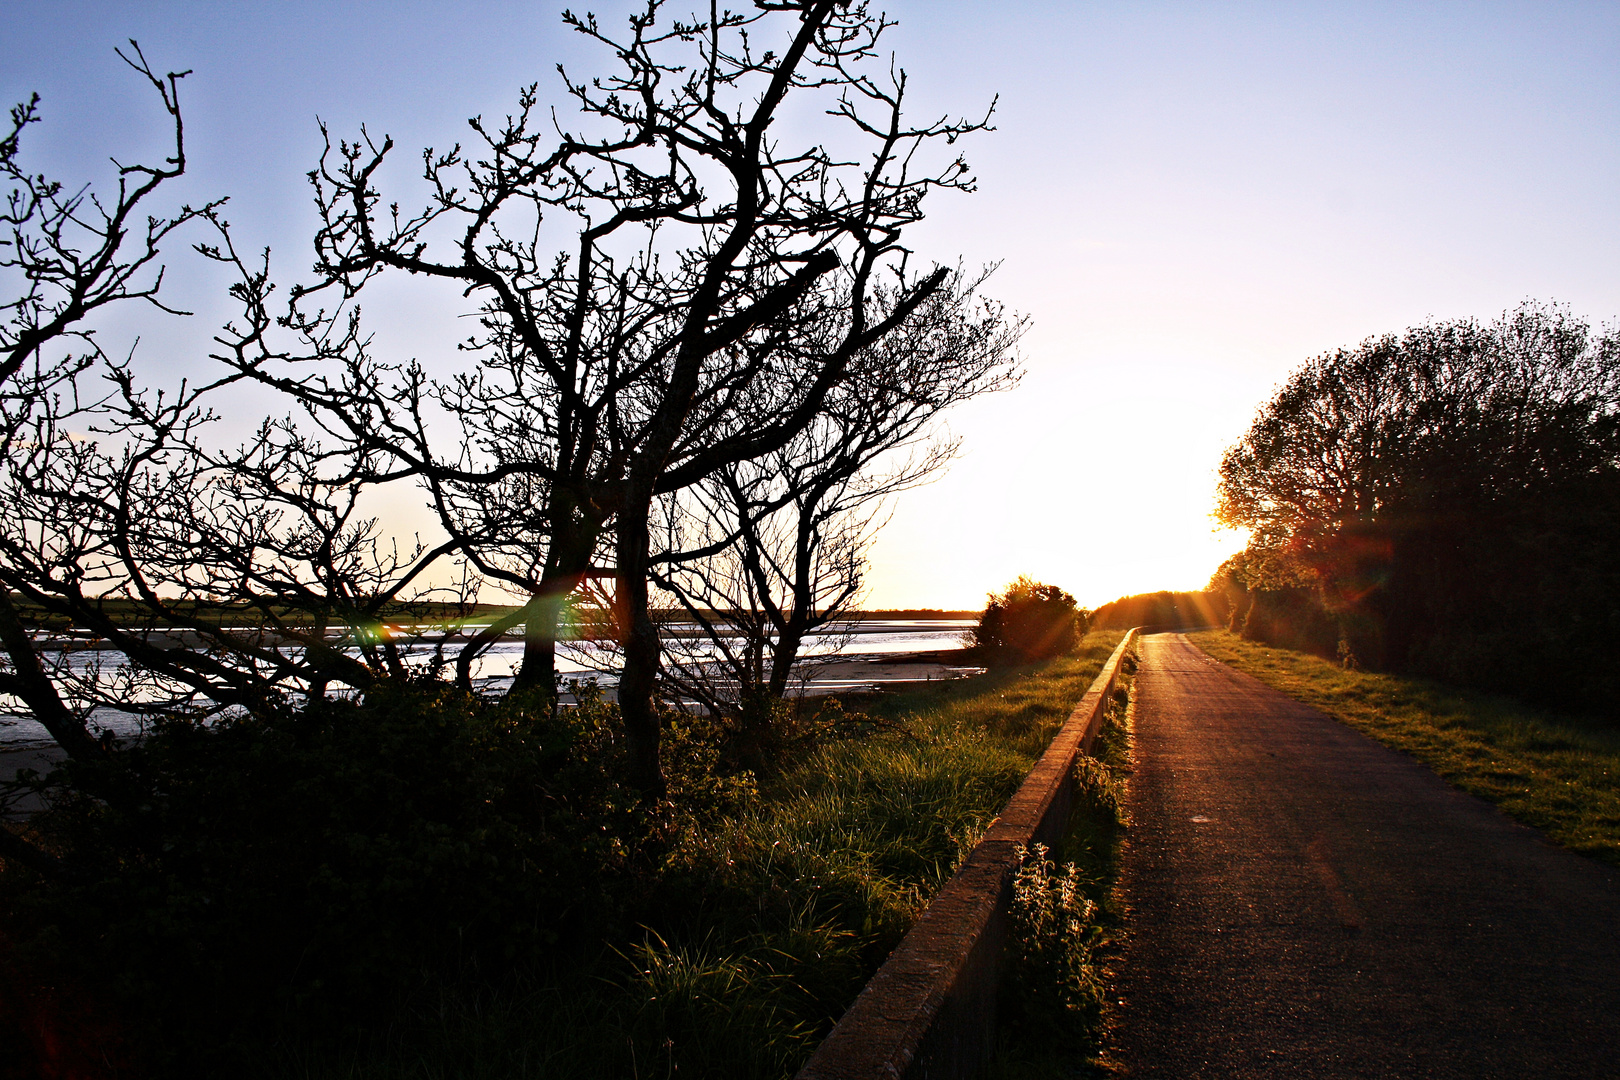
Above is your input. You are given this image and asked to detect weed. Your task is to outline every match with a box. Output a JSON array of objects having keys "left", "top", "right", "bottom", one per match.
[
  {"left": 989, "top": 638, "right": 1136, "bottom": 1079},
  {"left": 1005, "top": 843, "right": 1104, "bottom": 1041}
]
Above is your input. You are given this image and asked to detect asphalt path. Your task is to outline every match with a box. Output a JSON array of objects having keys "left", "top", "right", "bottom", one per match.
[{"left": 1112, "top": 633, "right": 1620, "bottom": 1079}]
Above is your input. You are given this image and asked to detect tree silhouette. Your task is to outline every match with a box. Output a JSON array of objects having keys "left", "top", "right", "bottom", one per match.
[
  {"left": 1217, "top": 302, "right": 1620, "bottom": 707},
  {"left": 652, "top": 270, "right": 1021, "bottom": 751},
  {"left": 249, "top": 0, "right": 996, "bottom": 789}
]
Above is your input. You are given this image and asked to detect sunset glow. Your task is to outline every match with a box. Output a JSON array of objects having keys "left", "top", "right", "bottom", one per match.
[{"left": 6, "top": 1, "right": 1615, "bottom": 610}]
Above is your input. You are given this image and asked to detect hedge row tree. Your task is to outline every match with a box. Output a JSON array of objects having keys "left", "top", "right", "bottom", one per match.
[
  {"left": 1206, "top": 546, "right": 1332, "bottom": 651},
  {"left": 1215, "top": 303, "right": 1620, "bottom": 706},
  {"left": 237, "top": 0, "right": 996, "bottom": 789},
  {"left": 1087, "top": 589, "right": 1228, "bottom": 632},
  {"left": 651, "top": 271, "right": 1022, "bottom": 745}
]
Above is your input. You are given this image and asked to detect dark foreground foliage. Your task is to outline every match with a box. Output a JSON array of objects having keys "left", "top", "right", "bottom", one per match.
[
  {"left": 0, "top": 635, "right": 1124, "bottom": 1079},
  {"left": 0, "top": 682, "right": 749, "bottom": 1075}
]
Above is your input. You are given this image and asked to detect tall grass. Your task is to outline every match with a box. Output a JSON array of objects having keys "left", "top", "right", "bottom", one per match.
[
  {"left": 271, "top": 633, "right": 1127, "bottom": 1079},
  {"left": 1190, "top": 629, "right": 1620, "bottom": 866}
]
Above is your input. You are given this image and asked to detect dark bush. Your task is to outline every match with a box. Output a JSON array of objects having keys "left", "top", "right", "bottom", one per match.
[
  {"left": 0, "top": 680, "right": 752, "bottom": 1074},
  {"left": 971, "top": 576, "right": 1084, "bottom": 666}
]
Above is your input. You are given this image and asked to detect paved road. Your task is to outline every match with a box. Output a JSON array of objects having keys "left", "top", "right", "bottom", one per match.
[{"left": 1113, "top": 633, "right": 1620, "bottom": 1079}]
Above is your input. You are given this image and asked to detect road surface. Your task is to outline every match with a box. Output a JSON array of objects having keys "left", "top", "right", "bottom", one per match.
[{"left": 1113, "top": 633, "right": 1620, "bottom": 1079}]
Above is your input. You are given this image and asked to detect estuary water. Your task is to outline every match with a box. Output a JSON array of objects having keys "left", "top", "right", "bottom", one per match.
[{"left": 0, "top": 619, "right": 979, "bottom": 750}]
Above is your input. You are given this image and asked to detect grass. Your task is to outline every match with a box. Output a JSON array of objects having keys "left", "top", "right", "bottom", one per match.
[
  {"left": 266, "top": 632, "right": 1128, "bottom": 1080},
  {"left": 1188, "top": 629, "right": 1620, "bottom": 867}
]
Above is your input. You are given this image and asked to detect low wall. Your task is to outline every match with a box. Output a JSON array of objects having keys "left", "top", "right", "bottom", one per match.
[{"left": 795, "top": 630, "right": 1140, "bottom": 1080}]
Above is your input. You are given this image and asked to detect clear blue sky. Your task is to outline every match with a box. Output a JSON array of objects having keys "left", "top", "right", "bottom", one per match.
[{"left": 8, "top": 2, "right": 1618, "bottom": 607}]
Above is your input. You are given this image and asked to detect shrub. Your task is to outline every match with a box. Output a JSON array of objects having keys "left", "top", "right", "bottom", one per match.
[
  {"left": 971, "top": 576, "right": 1084, "bottom": 666},
  {"left": 0, "top": 647, "right": 1127, "bottom": 1078},
  {"left": 0, "top": 679, "right": 748, "bottom": 1074}
]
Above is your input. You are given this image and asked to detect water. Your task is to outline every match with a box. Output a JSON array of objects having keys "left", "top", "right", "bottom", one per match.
[{"left": 0, "top": 620, "right": 979, "bottom": 749}]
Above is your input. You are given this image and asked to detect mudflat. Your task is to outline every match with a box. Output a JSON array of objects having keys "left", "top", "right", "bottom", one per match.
[{"left": 1113, "top": 633, "right": 1620, "bottom": 1079}]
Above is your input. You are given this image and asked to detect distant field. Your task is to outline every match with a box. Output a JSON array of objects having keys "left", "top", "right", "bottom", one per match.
[
  {"left": 9, "top": 595, "right": 522, "bottom": 631},
  {"left": 1188, "top": 630, "right": 1620, "bottom": 867},
  {"left": 845, "top": 609, "right": 979, "bottom": 619}
]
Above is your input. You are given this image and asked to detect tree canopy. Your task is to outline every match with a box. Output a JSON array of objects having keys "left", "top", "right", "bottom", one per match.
[{"left": 1215, "top": 302, "right": 1620, "bottom": 711}]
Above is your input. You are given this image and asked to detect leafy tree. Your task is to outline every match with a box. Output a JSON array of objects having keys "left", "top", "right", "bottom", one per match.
[
  {"left": 1207, "top": 548, "right": 1339, "bottom": 657},
  {"left": 1216, "top": 302, "right": 1620, "bottom": 709},
  {"left": 972, "top": 576, "right": 1084, "bottom": 667}
]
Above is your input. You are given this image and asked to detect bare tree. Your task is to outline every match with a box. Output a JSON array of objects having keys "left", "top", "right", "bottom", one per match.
[
  {"left": 257, "top": 0, "right": 996, "bottom": 790},
  {"left": 651, "top": 270, "right": 1022, "bottom": 748},
  {"left": 0, "top": 44, "right": 225, "bottom": 769},
  {"left": 0, "top": 48, "right": 474, "bottom": 822}
]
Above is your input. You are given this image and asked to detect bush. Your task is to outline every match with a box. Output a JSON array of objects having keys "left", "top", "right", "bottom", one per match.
[
  {"left": 0, "top": 680, "right": 750, "bottom": 1074},
  {"left": 971, "top": 576, "right": 1084, "bottom": 666},
  {"left": 0, "top": 650, "right": 1126, "bottom": 1078}
]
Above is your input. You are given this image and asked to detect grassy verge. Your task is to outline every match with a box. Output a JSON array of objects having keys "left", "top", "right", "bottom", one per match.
[
  {"left": 265, "top": 631, "right": 1127, "bottom": 1079},
  {"left": 1188, "top": 630, "right": 1620, "bottom": 867}
]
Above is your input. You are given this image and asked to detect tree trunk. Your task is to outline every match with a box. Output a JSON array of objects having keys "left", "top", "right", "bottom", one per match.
[
  {"left": 0, "top": 592, "right": 103, "bottom": 761},
  {"left": 614, "top": 496, "right": 665, "bottom": 795},
  {"left": 511, "top": 592, "right": 562, "bottom": 694},
  {"left": 512, "top": 513, "right": 602, "bottom": 694},
  {"left": 766, "top": 626, "right": 807, "bottom": 700}
]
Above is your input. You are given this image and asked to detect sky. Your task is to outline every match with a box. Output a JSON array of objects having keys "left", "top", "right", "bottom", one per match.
[{"left": 6, "top": 2, "right": 1618, "bottom": 609}]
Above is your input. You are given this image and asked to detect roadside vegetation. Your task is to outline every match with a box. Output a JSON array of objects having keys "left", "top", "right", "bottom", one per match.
[
  {"left": 1, "top": 632, "right": 1125, "bottom": 1077},
  {"left": 1189, "top": 630, "right": 1620, "bottom": 867},
  {"left": 992, "top": 644, "right": 1137, "bottom": 1079}
]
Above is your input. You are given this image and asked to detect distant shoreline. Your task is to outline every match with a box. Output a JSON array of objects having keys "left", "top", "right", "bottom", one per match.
[{"left": 9, "top": 593, "right": 979, "bottom": 635}]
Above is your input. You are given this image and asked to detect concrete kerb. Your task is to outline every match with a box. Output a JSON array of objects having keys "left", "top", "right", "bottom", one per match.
[{"left": 795, "top": 629, "right": 1141, "bottom": 1080}]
